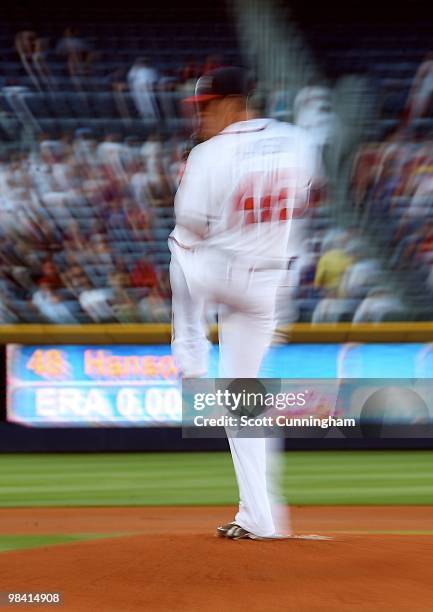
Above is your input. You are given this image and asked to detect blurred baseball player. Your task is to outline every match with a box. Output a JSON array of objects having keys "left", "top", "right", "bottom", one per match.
[{"left": 169, "top": 67, "right": 319, "bottom": 540}]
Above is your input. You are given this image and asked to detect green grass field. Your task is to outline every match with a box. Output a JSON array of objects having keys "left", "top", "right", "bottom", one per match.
[
  {"left": 0, "top": 533, "right": 128, "bottom": 553},
  {"left": 0, "top": 450, "right": 432, "bottom": 507}
]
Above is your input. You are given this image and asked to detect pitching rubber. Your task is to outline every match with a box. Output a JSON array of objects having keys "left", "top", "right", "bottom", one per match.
[{"left": 248, "top": 533, "right": 333, "bottom": 541}]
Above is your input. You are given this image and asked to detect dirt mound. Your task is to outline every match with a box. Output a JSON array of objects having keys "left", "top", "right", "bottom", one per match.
[{"left": 1, "top": 506, "right": 432, "bottom": 611}]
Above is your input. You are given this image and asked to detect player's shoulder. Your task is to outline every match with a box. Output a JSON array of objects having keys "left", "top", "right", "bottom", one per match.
[
  {"left": 187, "top": 119, "right": 313, "bottom": 158},
  {"left": 271, "top": 120, "right": 317, "bottom": 146},
  {"left": 213, "top": 117, "right": 308, "bottom": 142},
  {"left": 182, "top": 139, "right": 213, "bottom": 168},
  {"left": 271, "top": 120, "right": 309, "bottom": 136}
]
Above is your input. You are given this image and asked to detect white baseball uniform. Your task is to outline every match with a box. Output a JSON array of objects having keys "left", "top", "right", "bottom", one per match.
[{"left": 170, "top": 117, "right": 318, "bottom": 537}]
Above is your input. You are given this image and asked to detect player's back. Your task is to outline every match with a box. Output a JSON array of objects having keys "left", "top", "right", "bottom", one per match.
[{"left": 194, "top": 118, "right": 317, "bottom": 266}]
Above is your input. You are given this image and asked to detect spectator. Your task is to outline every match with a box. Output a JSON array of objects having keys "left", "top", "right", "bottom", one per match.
[
  {"left": 312, "top": 297, "right": 357, "bottom": 323},
  {"left": 141, "top": 132, "right": 163, "bottom": 177},
  {"left": 425, "top": 264, "right": 433, "bottom": 293},
  {"left": 91, "top": 234, "right": 113, "bottom": 266},
  {"left": 33, "top": 37, "right": 54, "bottom": 89},
  {"left": 122, "top": 136, "right": 142, "bottom": 168},
  {"left": 353, "top": 288, "right": 406, "bottom": 322},
  {"left": 129, "top": 158, "right": 152, "bottom": 209},
  {"left": 97, "top": 134, "right": 126, "bottom": 180},
  {"left": 405, "top": 52, "right": 433, "bottom": 123},
  {"left": 164, "top": 141, "right": 184, "bottom": 191},
  {"left": 131, "top": 259, "right": 159, "bottom": 289},
  {"left": 417, "top": 222, "right": 433, "bottom": 264},
  {"left": 139, "top": 286, "right": 170, "bottom": 322},
  {"left": 0, "top": 290, "right": 19, "bottom": 323},
  {"left": 179, "top": 57, "right": 200, "bottom": 84},
  {"left": 15, "top": 30, "right": 40, "bottom": 90},
  {"left": 56, "top": 27, "right": 92, "bottom": 79},
  {"left": 157, "top": 70, "right": 179, "bottom": 120},
  {"left": 140, "top": 134, "right": 173, "bottom": 206},
  {"left": 61, "top": 264, "right": 90, "bottom": 298},
  {"left": 107, "top": 66, "right": 131, "bottom": 121},
  {"left": 366, "top": 161, "right": 400, "bottom": 220},
  {"left": 128, "top": 58, "right": 159, "bottom": 119},
  {"left": 79, "top": 279, "right": 115, "bottom": 322},
  {"left": 108, "top": 269, "right": 138, "bottom": 322},
  {"left": 351, "top": 141, "right": 384, "bottom": 207},
  {"left": 125, "top": 203, "right": 152, "bottom": 240},
  {"left": 339, "top": 243, "right": 383, "bottom": 299},
  {"left": 407, "top": 165, "right": 433, "bottom": 218},
  {"left": 36, "top": 259, "right": 63, "bottom": 290},
  {"left": 32, "top": 281, "right": 77, "bottom": 323},
  {"left": 389, "top": 216, "right": 422, "bottom": 268},
  {"left": 73, "top": 129, "right": 97, "bottom": 166},
  {"left": 314, "top": 244, "right": 353, "bottom": 295}
]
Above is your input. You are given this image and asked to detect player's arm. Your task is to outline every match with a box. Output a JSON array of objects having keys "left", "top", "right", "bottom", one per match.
[
  {"left": 304, "top": 129, "right": 325, "bottom": 185},
  {"left": 174, "top": 145, "right": 211, "bottom": 242},
  {"left": 292, "top": 128, "right": 325, "bottom": 214}
]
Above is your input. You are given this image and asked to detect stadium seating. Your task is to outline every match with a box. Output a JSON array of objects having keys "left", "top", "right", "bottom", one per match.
[{"left": 0, "top": 20, "right": 430, "bottom": 323}]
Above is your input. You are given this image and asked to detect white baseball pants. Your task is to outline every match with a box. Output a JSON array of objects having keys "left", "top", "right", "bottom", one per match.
[
  {"left": 169, "top": 242, "right": 210, "bottom": 378},
  {"left": 170, "top": 243, "right": 289, "bottom": 537}
]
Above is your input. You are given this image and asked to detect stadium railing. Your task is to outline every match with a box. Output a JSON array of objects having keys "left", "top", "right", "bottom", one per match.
[{"left": 1, "top": 322, "right": 433, "bottom": 344}]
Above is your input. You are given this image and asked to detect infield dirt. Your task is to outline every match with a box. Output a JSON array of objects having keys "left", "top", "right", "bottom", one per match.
[{"left": 0, "top": 506, "right": 432, "bottom": 611}]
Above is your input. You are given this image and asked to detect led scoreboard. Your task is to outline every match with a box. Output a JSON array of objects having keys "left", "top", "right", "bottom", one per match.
[
  {"left": 7, "top": 345, "right": 181, "bottom": 426},
  {"left": 7, "top": 343, "right": 433, "bottom": 427}
]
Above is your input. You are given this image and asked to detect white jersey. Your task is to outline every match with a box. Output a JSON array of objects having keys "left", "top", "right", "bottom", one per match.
[{"left": 170, "top": 118, "right": 319, "bottom": 268}]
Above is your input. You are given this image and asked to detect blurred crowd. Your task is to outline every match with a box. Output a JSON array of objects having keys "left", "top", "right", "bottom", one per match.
[
  {"left": 10, "top": 27, "right": 224, "bottom": 118},
  {"left": 2, "top": 23, "right": 433, "bottom": 324},
  {"left": 295, "top": 227, "right": 406, "bottom": 323},
  {"left": 0, "top": 25, "right": 234, "bottom": 324},
  {"left": 352, "top": 127, "right": 433, "bottom": 306},
  {"left": 0, "top": 129, "right": 185, "bottom": 323}
]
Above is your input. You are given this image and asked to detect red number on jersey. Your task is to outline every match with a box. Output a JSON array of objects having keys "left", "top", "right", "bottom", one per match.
[{"left": 232, "top": 170, "right": 308, "bottom": 226}]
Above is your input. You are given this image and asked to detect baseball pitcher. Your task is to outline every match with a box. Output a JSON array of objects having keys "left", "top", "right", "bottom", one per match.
[{"left": 169, "top": 67, "right": 319, "bottom": 539}]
